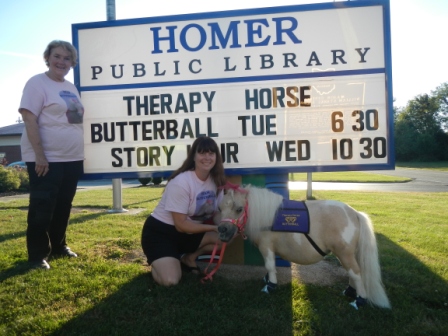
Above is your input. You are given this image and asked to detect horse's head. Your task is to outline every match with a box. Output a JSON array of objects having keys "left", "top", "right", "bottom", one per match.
[{"left": 214, "top": 187, "right": 248, "bottom": 242}]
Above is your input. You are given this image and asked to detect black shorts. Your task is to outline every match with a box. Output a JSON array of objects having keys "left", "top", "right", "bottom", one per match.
[{"left": 141, "top": 215, "right": 205, "bottom": 265}]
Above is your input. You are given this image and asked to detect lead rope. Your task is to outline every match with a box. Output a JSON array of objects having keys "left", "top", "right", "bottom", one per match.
[
  {"left": 201, "top": 242, "right": 227, "bottom": 283},
  {"left": 201, "top": 205, "right": 247, "bottom": 283},
  {"left": 201, "top": 183, "right": 249, "bottom": 283}
]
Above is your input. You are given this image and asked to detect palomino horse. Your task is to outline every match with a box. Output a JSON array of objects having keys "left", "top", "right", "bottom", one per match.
[{"left": 215, "top": 185, "right": 391, "bottom": 309}]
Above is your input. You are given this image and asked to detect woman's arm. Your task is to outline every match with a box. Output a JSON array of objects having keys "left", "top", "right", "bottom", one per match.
[
  {"left": 172, "top": 212, "right": 218, "bottom": 234},
  {"left": 20, "top": 109, "right": 49, "bottom": 177}
]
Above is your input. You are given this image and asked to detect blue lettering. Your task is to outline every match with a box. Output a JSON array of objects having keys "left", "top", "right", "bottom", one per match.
[
  {"left": 180, "top": 24, "right": 207, "bottom": 52},
  {"left": 245, "top": 19, "right": 270, "bottom": 47},
  {"left": 150, "top": 16, "right": 301, "bottom": 53},
  {"left": 272, "top": 17, "right": 302, "bottom": 45},
  {"left": 151, "top": 26, "right": 179, "bottom": 54},
  {"left": 209, "top": 21, "right": 242, "bottom": 50}
]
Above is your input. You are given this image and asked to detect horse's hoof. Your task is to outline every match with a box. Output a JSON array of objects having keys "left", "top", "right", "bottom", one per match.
[
  {"left": 349, "top": 296, "right": 367, "bottom": 310},
  {"left": 343, "top": 285, "right": 357, "bottom": 299},
  {"left": 263, "top": 273, "right": 269, "bottom": 284},
  {"left": 355, "top": 296, "right": 367, "bottom": 308},
  {"left": 261, "top": 279, "right": 277, "bottom": 293},
  {"left": 261, "top": 285, "right": 270, "bottom": 294},
  {"left": 349, "top": 301, "right": 359, "bottom": 310}
]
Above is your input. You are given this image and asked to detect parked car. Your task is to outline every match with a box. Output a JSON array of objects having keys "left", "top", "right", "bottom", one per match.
[{"left": 7, "top": 161, "right": 27, "bottom": 169}]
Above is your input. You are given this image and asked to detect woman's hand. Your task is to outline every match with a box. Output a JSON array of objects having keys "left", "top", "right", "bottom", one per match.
[{"left": 34, "top": 153, "right": 49, "bottom": 177}]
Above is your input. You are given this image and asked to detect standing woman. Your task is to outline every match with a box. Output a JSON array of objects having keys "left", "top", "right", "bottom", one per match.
[
  {"left": 19, "top": 40, "right": 84, "bottom": 270},
  {"left": 141, "top": 137, "right": 227, "bottom": 286}
]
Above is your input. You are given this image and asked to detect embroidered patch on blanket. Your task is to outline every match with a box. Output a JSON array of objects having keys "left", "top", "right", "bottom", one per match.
[{"left": 272, "top": 200, "right": 310, "bottom": 233}]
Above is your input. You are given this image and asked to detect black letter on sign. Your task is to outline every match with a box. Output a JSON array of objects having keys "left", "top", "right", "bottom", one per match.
[
  {"left": 297, "top": 140, "right": 310, "bottom": 160},
  {"left": 91, "top": 124, "right": 103, "bottom": 143},
  {"left": 91, "top": 66, "right": 102, "bottom": 80},
  {"left": 111, "top": 148, "right": 123, "bottom": 167},
  {"left": 111, "top": 64, "right": 124, "bottom": 78}
]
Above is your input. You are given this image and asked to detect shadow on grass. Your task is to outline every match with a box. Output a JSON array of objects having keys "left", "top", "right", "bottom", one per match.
[
  {"left": 68, "top": 210, "right": 111, "bottom": 225},
  {"left": 0, "top": 207, "right": 112, "bottom": 245},
  {"left": 121, "top": 193, "right": 162, "bottom": 208},
  {"left": 0, "top": 230, "right": 26, "bottom": 243},
  {"left": 50, "top": 272, "right": 294, "bottom": 336},
  {"left": 299, "top": 233, "right": 448, "bottom": 335},
  {"left": 0, "top": 261, "right": 36, "bottom": 283},
  {"left": 26, "top": 233, "right": 448, "bottom": 335},
  {"left": 0, "top": 210, "right": 109, "bottom": 247}
]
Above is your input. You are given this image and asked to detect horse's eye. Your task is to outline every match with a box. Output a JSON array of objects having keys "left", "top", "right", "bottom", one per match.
[
  {"left": 217, "top": 207, "right": 221, "bottom": 212},
  {"left": 236, "top": 207, "right": 243, "bottom": 213}
]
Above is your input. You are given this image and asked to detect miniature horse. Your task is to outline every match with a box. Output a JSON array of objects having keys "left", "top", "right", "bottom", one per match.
[{"left": 215, "top": 185, "right": 391, "bottom": 309}]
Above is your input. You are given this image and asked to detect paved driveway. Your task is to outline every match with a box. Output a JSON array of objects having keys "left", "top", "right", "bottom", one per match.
[
  {"left": 289, "top": 168, "right": 448, "bottom": 192},
  {"left": 76, "top": 168, "right": 448, "bottom": 193}
]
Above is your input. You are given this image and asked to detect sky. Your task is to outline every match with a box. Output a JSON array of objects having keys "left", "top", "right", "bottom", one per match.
[{"left": 0, "top": 0, "right": 447, "bottom": 128}]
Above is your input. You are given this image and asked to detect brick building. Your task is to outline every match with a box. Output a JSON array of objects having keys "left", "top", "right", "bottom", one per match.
[{"left": 0, "top": 123, "right": 24, "bottom": 164}]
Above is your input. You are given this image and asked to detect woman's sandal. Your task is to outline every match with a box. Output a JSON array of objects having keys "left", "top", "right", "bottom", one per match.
[{"left": 180, "top": 261, "right": 202, "bottom": 275}]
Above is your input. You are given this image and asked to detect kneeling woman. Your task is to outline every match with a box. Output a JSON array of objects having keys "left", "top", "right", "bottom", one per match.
[{"left": 141, "top": 137, "right": 226, "bottom": 286}]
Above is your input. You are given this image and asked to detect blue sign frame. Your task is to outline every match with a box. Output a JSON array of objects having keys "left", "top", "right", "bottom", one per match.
[{"left": 72, "top": 0, "right": 394, "bottom": 180}]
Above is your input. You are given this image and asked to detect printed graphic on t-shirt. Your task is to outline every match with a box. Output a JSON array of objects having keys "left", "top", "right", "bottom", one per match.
[
  {"left": 190, "top": 190, "right": 216, "bottom": 221},
  {"left": 60, "top": 90, "right": 84, "bottom": 124}
]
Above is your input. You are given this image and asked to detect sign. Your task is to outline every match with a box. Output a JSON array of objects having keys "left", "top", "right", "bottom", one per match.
[{"left": 72, "top": 0, "right": 394, "bottom": 179}]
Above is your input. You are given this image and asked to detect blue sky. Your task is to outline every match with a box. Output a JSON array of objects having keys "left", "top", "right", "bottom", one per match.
[{"left": 1, "top": 0, "right": 447, "bottom": 127}]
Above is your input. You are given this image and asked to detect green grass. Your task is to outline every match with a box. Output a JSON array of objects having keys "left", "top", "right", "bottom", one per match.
[
  {"left": 289, "top": 161, "right": 448, "bottom": 182},
  {"left": 396, "top": 161, "right": 448, "bottom": 171},
  {"left": 1, "top": 184, "right": 448, "bottom": 335},
  {"left": 289, "top": 171, "right": 410, "bottom": 183}
]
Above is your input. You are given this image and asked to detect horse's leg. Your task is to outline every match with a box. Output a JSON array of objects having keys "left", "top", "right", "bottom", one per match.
[
  {"left": 337, "top": 252, "right": 368, "bottom": 309},
  {"left": 343, "top": 284, "right": 357, "bottom": 299},
  {"left": 259, "top": 245, "right": 278, "bottom": 293}
]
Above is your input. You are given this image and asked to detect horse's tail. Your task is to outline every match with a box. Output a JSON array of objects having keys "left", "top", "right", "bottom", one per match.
[{"left": 356, "top": 211, "right": 391, "bottom": 309}]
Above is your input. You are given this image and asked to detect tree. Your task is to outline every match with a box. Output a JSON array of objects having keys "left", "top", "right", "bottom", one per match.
[
  {"left": 431, "top": 83, "right": 448, "bottom": 131},
  {"left": 394, "top": 84, "right": 448, "bottom": 161}
]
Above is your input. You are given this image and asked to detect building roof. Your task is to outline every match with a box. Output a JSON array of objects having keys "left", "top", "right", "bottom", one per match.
[{"left": 0, "top": 123, "right": 25, "bottom": 136}]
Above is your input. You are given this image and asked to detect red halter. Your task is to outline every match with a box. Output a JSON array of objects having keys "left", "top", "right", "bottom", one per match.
[
  {"left": 201, "top": 183, "right": 249, "bottom": 283},
  {"left": 219, "top": 201, "right": 249, "bottom": 239}
]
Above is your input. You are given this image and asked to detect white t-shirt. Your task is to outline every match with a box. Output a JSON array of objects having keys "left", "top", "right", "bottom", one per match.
[
  {"left": 19, "top": 73, "right": 84, "bottom": 162},
  {"left": 152, "top": 170, "right": 218, "bottom": 225}
]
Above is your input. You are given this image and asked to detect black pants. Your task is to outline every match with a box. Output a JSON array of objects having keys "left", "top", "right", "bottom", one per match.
[
  {"left": 26, "top": 161, "right": 83, "bottom": 262},
  {"left": 141, "top": 215, "right": 204, "bottom": 265}
]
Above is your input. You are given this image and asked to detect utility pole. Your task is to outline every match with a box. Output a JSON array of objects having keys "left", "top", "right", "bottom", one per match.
[{"left": 106, "top": 0, "right": 127, "bottom": 213}]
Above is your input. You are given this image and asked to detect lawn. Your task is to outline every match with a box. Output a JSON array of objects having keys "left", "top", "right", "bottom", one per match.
[{"left": 1, "top": 183, "right": 447, "bottom": 335}]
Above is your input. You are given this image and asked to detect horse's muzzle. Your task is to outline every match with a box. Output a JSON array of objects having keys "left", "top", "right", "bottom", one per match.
[{"left": 217, "top": 223, "right": 237, "bottom": 242}]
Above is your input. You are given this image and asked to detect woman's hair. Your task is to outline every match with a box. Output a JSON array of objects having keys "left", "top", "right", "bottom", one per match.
[
  {"left": 168, "top": 136, "right": 226, "bottom": 187},
  {"left": 43, "top": 40, "right": 78, "bottom": 68}
]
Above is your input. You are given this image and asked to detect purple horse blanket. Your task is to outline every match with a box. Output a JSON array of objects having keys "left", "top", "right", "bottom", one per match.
[{"left": 272, "top": 200, "right": 310, "bottom": 233}]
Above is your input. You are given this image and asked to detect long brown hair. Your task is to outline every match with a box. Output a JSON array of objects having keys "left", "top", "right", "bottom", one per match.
[{"left": 168, "top": 137, "right": 226, "bottom": 187}]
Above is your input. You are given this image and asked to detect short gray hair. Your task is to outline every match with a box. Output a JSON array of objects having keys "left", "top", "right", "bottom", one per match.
[{"left": 43, "top": 40, "right": 78, "bottom": 68}]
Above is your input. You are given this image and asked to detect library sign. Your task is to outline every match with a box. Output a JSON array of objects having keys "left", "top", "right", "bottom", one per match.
[{"left": 72, "top": 0, "right": 394, "bottom": 178}]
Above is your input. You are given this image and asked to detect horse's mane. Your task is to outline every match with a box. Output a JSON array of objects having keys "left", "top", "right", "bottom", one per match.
[{"left": 241, "top": 185, "right": 283, "bottom": 240}]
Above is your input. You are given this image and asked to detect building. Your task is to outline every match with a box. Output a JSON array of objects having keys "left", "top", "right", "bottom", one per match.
[{"left": 0, "top": 123, "right": 24, "bottom": 164}]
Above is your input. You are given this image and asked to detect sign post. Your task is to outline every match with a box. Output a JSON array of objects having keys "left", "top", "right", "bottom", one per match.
[{"left": 105, "top": 0, "right": 127, "bottom": 213}]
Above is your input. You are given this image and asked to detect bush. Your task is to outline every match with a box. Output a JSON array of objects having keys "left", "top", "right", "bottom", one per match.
[
  {"left": 138, "top": 177, "right": 163, "bottom": 186},
  {"left": 15, "top": 167, "right": 30, "bottom": 190},
  {"left": 138, "top": 177, "right": 152, "bottom": 186},
  {"left": 0, "top": 165, "right": 21, "bottom": 192},
  {"left": 152, "top": 177, "right": 163, "bottom": 185}
]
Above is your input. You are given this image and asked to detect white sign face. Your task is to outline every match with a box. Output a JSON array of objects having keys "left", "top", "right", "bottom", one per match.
[{"left": 73, "top": 1, "right": 394, "bottom": 178}]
